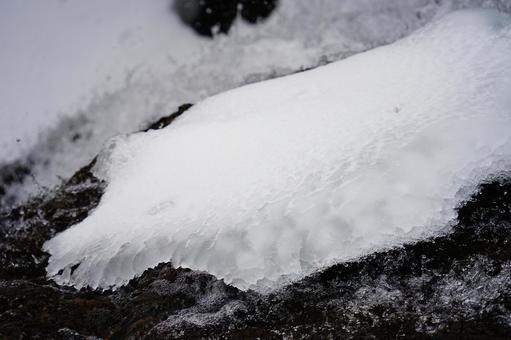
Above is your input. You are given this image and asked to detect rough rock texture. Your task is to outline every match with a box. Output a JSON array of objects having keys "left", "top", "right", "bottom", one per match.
[{"left": 1, "top": 104, "right": 511, "bottom": 339}]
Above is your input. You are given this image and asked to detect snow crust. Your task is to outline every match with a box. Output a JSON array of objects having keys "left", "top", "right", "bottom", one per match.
[
  {"left": 4, "top": 0, "right": 510, "bottom": 207},
  {"left": 45, "top": 9, "right": 511, "bottom": 291}
]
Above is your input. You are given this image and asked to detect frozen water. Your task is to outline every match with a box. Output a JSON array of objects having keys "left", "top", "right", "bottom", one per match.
[
  {"left": 3, "top": 0, "right": 511, "bottom": 206},
  {"left": 44, "top": 9, "right": 511, "bottom": 291}
]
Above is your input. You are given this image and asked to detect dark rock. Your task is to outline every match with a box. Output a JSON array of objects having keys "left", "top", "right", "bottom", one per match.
[
  {"left": 239, "top": 0, "right": 278, "bottom": 23},
  {"left": 174, "top": 0, "right": 239, "bottom": 37},
  {"left": 174, "top": 0, "right": 279, "bottom": 37},
  {"left": 144, "top": 103, "right": 193, "bottom": 131},
  {"left": 1, "top": 102, "right": 511, "bottom": 338}
]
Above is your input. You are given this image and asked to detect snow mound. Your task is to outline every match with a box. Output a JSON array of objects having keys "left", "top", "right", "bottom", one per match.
[{"left": 45, "top": 9, "right": 511, "bottom": 291}]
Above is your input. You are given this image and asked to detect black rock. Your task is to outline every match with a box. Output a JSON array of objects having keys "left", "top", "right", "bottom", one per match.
[
  {"left": 1, "top": 103, "right": 511, "bottom": 338},
  {"left": 239, "top": 0, "right": 278, "bottom": 23},
  {"left": 174, "top": 0, "right": 279, "bottom": 37}
]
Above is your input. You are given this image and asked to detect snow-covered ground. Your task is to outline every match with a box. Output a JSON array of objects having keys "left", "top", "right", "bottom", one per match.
[
  {"left": 45, "top": 9, "right": 511, "bottom": 291},
  {"left": 2, "top": 0, "right": 511, "bottom": 206},
  {"left": 0, "top": 0, "right": 200, "bottom": 163}
]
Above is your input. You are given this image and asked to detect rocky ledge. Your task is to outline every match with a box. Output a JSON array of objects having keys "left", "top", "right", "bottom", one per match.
[{"left": 1, "top": 105, "right": 510, "bottom": 339}]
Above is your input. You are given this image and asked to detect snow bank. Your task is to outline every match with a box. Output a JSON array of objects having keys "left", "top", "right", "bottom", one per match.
[
  {"left": 45, "top": 9, "right": 511, "bottom": 291},
  {"left": 5, "top": 0, "right": 509, "bottom": 207},
  {"left": 0, "top": 0, "right": 201, "bottom": 164}
]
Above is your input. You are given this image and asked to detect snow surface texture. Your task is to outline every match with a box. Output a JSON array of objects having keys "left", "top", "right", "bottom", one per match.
[
  {"left": 44, "top": 9, "right": 511, "bottom": 291},
  {"left": 3, "top": 0, "right": 511, "bottom": 207}
]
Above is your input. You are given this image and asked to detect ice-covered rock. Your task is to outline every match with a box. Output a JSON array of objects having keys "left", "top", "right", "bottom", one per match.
[
  {"left": 45, "top": 9, "right": 511, "bottom": 291},
  {"left": 6, "top": 0, "right": 510, "bottom": 208},
  {"left": 4, "top": 0, "right": 511, "bottom": 208}
]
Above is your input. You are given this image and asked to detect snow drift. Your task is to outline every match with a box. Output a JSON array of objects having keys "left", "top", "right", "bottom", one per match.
[{"left": 45, "top": 9, "right": 511, "bottom": 291}]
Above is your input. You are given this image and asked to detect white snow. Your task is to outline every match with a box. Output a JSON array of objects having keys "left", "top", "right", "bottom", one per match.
[
  {"left": 3, "top": 0, "right": 510, "bottom": 206},
  {"left": 45, "top": 9, "right": 511, "bottom": 291},
  {"left": 0, "top": 0, "right": 200, "bottom": 164}
]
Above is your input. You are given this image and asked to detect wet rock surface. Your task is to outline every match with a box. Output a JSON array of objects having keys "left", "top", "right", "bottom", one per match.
[{"left": 1, "top": 105, "right": 511, "bottom": 339}]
